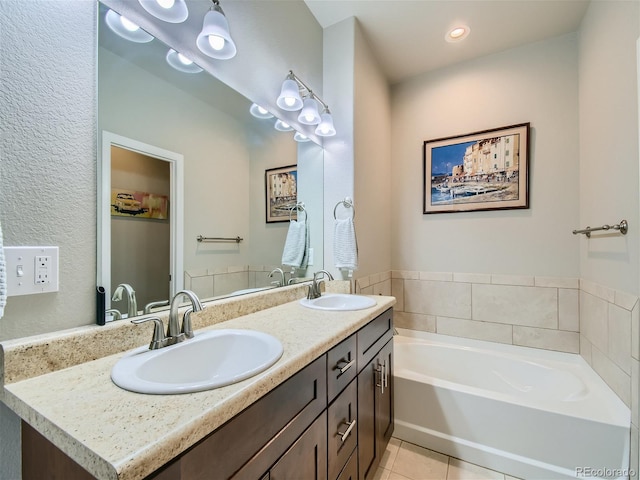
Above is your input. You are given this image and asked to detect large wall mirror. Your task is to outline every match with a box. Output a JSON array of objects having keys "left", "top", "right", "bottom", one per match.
[{"left": 97, "top": 2, "right": 324, "bottom": 320}]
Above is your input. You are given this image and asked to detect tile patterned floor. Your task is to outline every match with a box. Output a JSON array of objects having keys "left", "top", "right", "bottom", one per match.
[{"left": 374, "top": 438, "right": 522, "bottom": 480}]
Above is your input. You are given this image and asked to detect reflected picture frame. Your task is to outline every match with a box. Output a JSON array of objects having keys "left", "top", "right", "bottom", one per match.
[
  {"left": 423, "top": 123, "right": 530, "bottom": 214},
  {"left": 265, "top": 165, "right": 298, "bottom": 223}
]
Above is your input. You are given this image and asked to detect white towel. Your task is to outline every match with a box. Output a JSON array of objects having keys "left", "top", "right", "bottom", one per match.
[
  {"left": 0, "top": 221, "right": 6, "bottom": 319},
  {"left": 333, "top": 217, "right": 358, "bottom": 270},
  {"left": 281, "top": 219, "right": 308, "bottom": 268}
]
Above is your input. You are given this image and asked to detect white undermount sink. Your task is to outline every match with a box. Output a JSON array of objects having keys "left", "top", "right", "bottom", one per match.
[
  {"left": 111, "top": 329, "right": 283, "bottom": 394},
  {"left": 299, "top": 293, "right": 377, "bottom": 311}
]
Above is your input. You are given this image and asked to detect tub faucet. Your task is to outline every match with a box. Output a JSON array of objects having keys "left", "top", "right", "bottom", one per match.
[
  {"left": 269, "top": 268, "right": 286, "bottom": 287},
  {"left": 105, "top": 308, "right": 122, "bottom": 321},
  {"left": 112, "top": 284, "right": 138, "bottom": 318},
  {"left": 167, "top": 290, "right": 204, "bottom": 344},
  {"left": 307, "top": 270, "right": 334, "bottom": 300}
]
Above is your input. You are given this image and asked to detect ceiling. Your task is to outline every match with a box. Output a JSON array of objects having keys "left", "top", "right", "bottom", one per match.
[{"left": 304, "top": 0, "right": 590, "bottom": 84}]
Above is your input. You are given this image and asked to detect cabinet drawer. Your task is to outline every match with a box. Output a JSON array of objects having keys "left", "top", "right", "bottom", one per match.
[
  {"left": 327, "top": 334, "right": 357, "bottom": 402},
  {"left": 357, "top": 308, "right": 393, "bottom": 372},
  {"left": 336, "top": 449, "right": 358, "bottom": 480},
  {"left": 177, "top": 355, "right": 327, "bottom": 480},
  {"left": 327, "top": 380, "right": 358, "bottom": 480}
]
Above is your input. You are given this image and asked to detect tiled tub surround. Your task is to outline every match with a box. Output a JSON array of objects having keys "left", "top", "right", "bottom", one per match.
[{"left": 1, "top": 283, "right": 390, "bottom": 480}]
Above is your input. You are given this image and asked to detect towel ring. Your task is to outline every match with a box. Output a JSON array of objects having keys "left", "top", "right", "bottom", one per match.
[
  {"left": 290, "top": 202, "right": 307, "bottom": 221},
  {"left": 334, "top": 198, "right": 355, "bottom": 220}
]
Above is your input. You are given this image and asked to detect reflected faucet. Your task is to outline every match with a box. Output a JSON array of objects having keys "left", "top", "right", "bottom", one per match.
[
  {"left": 144, "top": 299, "right": 170, "bottom": 314},
  {"left": 105, "top": 308, "right": 122, "bottom": 321},
  {"left": 269, "top": 268, "right": 286, "bottom": 287},
  {"left": 112, "top": 284, "right": 138, "bottom": 318},
  {"left": 307, "top": 270, "right": 334, "bottom": 300},
  {"left": 167, "top": 290, "right": 204, "bottom": 344}
]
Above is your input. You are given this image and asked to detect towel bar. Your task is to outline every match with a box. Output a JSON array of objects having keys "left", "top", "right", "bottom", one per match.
[{"left": 572, "top": 220, "right": 628, "bottom": 238}]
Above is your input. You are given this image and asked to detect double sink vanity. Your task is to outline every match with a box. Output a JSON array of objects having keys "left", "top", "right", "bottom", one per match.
[{"left": 0, "top": 282, "right": 395, "bottom": 480}]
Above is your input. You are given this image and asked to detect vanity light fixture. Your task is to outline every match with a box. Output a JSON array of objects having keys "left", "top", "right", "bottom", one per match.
[
  {"left": 138, "top": 0, "right": 188, "bottom": 23},
  {"left": 293, "top": 131, "right": 311, "bottom": 143},
  {"left": 166, "top": 49, "right": 203, "bottom": 73},
  {"left": 196, "top": 0, "right": 237, "bottom": 60},
  {"left": 249, "top": 103, "right": 274, "bottom": 119},
  {"left": 276, "top": 70, "right": 337, "bottom": 136},
  {"left": 105, "top": 9, "right": 154, "bottom": 43},
  {"left": 274, "top": 119, "right": 294, "bottom": 132}
]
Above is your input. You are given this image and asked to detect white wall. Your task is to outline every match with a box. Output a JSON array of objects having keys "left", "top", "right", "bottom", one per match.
[
  {"left": 578, "top": 0, "right": 640, "bottom": 295},
  {"left": 391, "top": 33, "right": 580, "bottom": 277}
]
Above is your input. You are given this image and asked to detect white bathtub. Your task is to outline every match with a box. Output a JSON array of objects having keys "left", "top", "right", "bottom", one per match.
[{"left": 393, "top": 330, "right": 631, "bottom": 480}]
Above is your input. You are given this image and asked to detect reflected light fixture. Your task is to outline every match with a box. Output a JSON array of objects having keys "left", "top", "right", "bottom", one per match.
[
  {"left": 274, "top": 119, "right": 294, "bottom": 132},
  {"left": 249, "top": 103, "right": 274, "bottom": 119},
  {"left": 138, "top": 0, "right": 188, "bottom": 23},
  {"left": 166, "top": 49, "right": 202, "bottom": 73},
  {"left": 294, "top": 131, "right": 310, "bottom": 143},
  {"left": 105, "top": 9, "right": 154, "bottom": 43},
  {"left": 276, "top": 70, "right": 336, "bottom": 136},
  {"left": 196, "top": 0, "right": 237, "bottom": 60}
]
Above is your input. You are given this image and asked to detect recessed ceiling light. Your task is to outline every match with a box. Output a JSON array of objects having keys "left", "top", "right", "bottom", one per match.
[{"left": 446, "top": 25, "right": 470, "bottom": 42}]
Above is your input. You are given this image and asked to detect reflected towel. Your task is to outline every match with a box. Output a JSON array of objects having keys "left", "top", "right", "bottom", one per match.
[
  {"left": 0, "top": 221, "right": 6, "bottom": 319},
  {"left": 333, "top": 217, "right": 358, "bottom": 270},
  {"left": 282, "top": 219, "right": 308, "bottom": 268}
]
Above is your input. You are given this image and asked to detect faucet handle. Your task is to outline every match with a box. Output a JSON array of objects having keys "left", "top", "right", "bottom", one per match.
[
  {"left": 182, "top": 308, "right": 195, "bottom": 339},
  {"left": 132, "top": 316, "right": 168, "bottom": 350}
]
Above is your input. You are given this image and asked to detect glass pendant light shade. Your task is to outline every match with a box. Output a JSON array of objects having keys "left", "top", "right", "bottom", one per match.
[
  {"left": 196, "top": 6, "right": 237, "bottom": 60},
  {"left": 315, "top": 111, "right": 336, "bottom": 137},
  {"left": 298, "top": 97, "right": 321, "bottom": 125},
  {"left": 105, "top": 9, "right": 154, "bottom": 43},
  {"left": 274, "top": 119, "right": 294, "bottom": 131},
  {"left": 294, "top": 131, "right": 311, "bottom": 143},
  {"left": 166, "top": 49, "right": 202, "bottom": 73},
  {"left": 276, "top": 79, "right": 303, "bottom": 111},
  {"left": 138, "top": 0, "right": 188, "bottom": 23},
  {"left": 249, "top": 103, "right": 274, "bottom": 119}
]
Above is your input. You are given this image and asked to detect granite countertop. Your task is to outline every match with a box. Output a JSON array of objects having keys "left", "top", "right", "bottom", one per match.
[{"left": 2, "top": 294, "right": 395, "bottom": 480}]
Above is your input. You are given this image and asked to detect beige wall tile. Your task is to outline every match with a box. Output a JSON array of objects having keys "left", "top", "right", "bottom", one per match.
[
  {"left": 472, "top": 284, "right": 557, "bottom": 328},
  {"left": 608, "top": 303, "right": 632, "bottom": 375},
  {"left": 392, "top": 270, "right": 419, "bottom": 280},
  {"left": 591, "top": 346, "right": 631, "bottom": 407},
  {"left": 580, "top": 291, "right": 609, "bottom": 355},
  {"left": 558, "top": 288, "right": 579, "bottom": 332},
  {"left": 213, "top": 271, "right": 248, "bottom": 297},
  {"left": 404, "top": 280, "right": 471, "bottom": 319},
  {"left": 534, "top": 276, "right": 579, "bottom": 288},
  {"left": 436, "top": 317, "right": 513, "bottom": 345},
  {"left": 580, "top": 334, "right": 593, "bottom": 366},
  {"left": 452, "top": 272, "right": 491, "bottom": 284},
  {"left": 361, "top": 285, "right": 374, "bottom": 295},
  {"left": 392, "top": 279, "right": 405, "bottom": 312},
  {"left": 373, "top": 279, "right": 392, "bottom": 296},
  {"left": 395, "top": 312, "right": 436, "bottom": 333},
  {"left": 580, "top": 279, "right": 616, "bottom": 303},
  {"left": 419, "top": 271, "right": 453, "bottom": 282},
  {"left": 615, "top": 290, "right": 639, "bottom": 311},
  {"left": 491, "top": 274, "right": 534, "bottom": 286},
  {"left": 380, "top": 271, "right": 391, "bottom": 282},
  {"left": 513, "top": 326, "right": 579, "bottom": 353},
  {"left": 190, "top": 274, "right": 214, "bottom": 300},
  {"left": 358, "top": 276, "right": 371, "bottom": 289}
]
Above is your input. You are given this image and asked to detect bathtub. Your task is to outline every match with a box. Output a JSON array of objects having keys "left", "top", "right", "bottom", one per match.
[{"left": 393, "top": 330, "right": 631, "bottom": 480}]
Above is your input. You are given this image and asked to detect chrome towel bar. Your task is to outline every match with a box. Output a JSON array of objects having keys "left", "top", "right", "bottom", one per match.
[
  {"left": 572, "top": 220, "right": 628, "bottom": 238},
  {"left": 197, "top": 236, "right": 243, "bottom": 243}
]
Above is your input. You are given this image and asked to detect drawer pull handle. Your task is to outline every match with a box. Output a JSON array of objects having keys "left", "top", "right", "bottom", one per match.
[
  {"left": 336, "top": 358, "right": 355, "bottom": 374},
  {"left": 337, "top": 419, "right": 356, "bottom": 442},
  {"left": 376, "top": 360, "right": 387, "bottom": 394}
]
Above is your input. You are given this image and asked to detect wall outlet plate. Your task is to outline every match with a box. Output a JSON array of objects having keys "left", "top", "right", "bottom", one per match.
[{"left": 5, "top": 246, "right": 59, "bottom": 296}]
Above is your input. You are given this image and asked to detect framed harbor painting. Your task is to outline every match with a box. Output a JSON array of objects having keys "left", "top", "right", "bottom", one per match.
[
  {"left": 265, "top": 165, "right": 298, "bottom": 223},
  {"left": 423, "top": 123, "right": 530, "bottom": 214}
]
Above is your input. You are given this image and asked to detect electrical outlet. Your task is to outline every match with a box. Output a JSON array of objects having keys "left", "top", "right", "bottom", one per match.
[
  {"left": 5, "top": 246, "right": 59, "bottom": 296},
  {"left": 35, "top": 256, "right": 51, "bottom": 285}
]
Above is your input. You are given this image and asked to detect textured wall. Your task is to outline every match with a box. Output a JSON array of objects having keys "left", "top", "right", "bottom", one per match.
[{"left": 0, "top": 0, "right": 97, "bottom": 340}]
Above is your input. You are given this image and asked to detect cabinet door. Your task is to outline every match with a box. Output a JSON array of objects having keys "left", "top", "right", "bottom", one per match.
[
  {"left": 270, "top": 412, "right": 327, "bottom": 480},
  {"left": 357, "top": 339, "right": 393, "bottom": 480}
]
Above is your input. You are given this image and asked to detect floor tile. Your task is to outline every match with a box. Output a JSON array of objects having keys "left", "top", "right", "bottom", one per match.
[
  {"left": 373, "top": 467, "right": 391, "bottom": 480},
  {"left": 446, "top": 458, "right": 504, "bottom": 480},
  {"left": 392, "top": 441, "right": 449, "bottom": 480},
  {"left": 380, "top": 437, "right": 402, "bottom": 470}
]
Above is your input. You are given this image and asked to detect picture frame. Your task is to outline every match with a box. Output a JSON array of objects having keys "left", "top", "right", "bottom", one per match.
[
  {"left": 423, "top": 122, "right": 530, "bottom": 214},
  {"left": 265, "top": 165, "right": 298, "bottom": 223},
  {"left": 111, "top": 188, "right": 169, "bottom": 220}
]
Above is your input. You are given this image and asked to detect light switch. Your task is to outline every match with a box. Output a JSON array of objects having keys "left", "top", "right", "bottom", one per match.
[{"left": 4, "top": 246, "right": 59, "bottom": 296}]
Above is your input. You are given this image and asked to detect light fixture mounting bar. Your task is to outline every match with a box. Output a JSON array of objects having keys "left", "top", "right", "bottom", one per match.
[{"left": 288, "top": 70, "right": 330, "bottom": 111}]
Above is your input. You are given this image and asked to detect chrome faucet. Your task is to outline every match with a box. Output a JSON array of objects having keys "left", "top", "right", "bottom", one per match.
[
  {"left": 269, "top": 268, "right": 286, "bottom": 287},
  {"left": 167, "top": 290, "right": 204, "bottom": 344},
  {"left": 307, "top": 270, "right": 334, "bottom": 300},
  {"left": 105, "top": 308, "right": 122, "bottom": 321},
  {"left": 112, "top": 284, "right": 138, "bottom": 318},
  {"left": 143, "top": 299, "right": 170, "bottom": 314}
]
